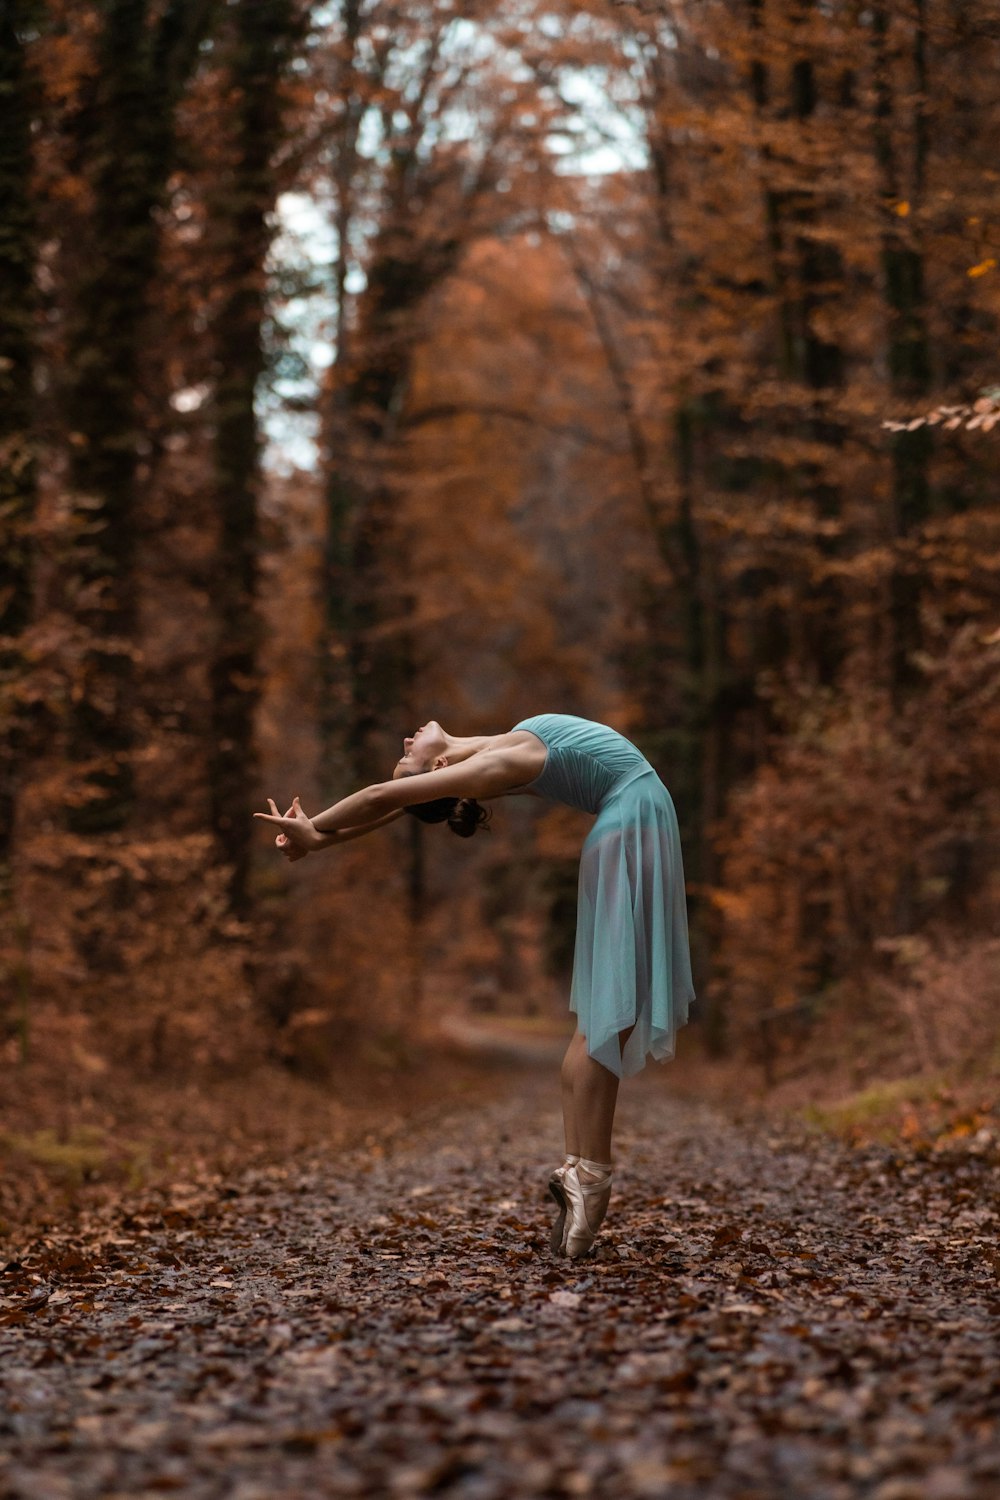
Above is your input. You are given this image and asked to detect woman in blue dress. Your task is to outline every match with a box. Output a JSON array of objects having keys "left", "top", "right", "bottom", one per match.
[{"left": 255, "top": 714, "right": 696, "bottom": 1259}]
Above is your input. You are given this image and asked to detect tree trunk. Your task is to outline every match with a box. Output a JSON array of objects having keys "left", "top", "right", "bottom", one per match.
[
  {"left": 0, "top": 0, "right": 38, "bottom": 879},
  {"left": 207, "top": 0, "right": 299, "bottom": 913},
  {"left": 318, "top": 0, "right": 364, "bottom": 786},
  {"left": 749, "top": 0, "right": 847, "bottom": 686},
  {"left": 321, "top": 226, "right": 463, "bottom": 776},
  {"left": 872, "top": 0, "right": 933, "bottom": 694},
  {"left": 62, "top": 0, "right": 219, "bottom": 833},
  {"left": 628, "top": 30, "right": 720, "bottom": 1043},
  {"left": 318, "top": 14, "right": 480, "bottom": 779}
]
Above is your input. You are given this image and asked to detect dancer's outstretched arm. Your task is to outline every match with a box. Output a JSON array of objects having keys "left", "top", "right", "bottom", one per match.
[{"left": 255, "top": 748, "right": 533, "bottom": 856}]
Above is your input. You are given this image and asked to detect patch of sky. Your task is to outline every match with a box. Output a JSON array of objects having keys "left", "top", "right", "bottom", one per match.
[
  {"left": 550, "top": 70, "right": 647, "bottom": 177},
  {"left": 261, "top": 191, "right": 337, "bottom": 475},
  {"left": 261, "top": 10, "right": 645, "bottom": 473}
]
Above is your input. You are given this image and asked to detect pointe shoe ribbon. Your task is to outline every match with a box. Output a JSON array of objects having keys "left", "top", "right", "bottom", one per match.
[{"left": 562, "top": 1161, "right": 613, "bottom": 1259}]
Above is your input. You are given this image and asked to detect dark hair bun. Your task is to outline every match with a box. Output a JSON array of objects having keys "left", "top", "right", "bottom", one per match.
[
  {"left": 447, "top": 797, "right": 491, "bottom": 839},
  {"left": 406, "top": 796, "right": 491, "bottom": 838}
]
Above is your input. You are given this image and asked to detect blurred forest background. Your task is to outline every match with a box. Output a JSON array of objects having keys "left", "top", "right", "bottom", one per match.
[{"left": 2, "top": 0, "right": 1000, "bottom": 1158}]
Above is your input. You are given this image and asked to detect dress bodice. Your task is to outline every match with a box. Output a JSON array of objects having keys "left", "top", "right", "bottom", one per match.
[{"left": 512, "top": 714, "right": 652, "bottom": 815}]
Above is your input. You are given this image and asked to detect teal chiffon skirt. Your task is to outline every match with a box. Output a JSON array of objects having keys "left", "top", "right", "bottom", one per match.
[
  {"left": 514, "top": 714, "right": 696, "bottom": 1079},
  {"left": 571, "top": 766, "right": 695, "bottom": 1078}
]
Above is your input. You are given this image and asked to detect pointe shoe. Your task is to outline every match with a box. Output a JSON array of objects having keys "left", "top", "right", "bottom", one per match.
[
  {"left": 547, "top": 1166, "right": 570, "bottom": 1256},
  {"left": 562, "top": 1163, "right": 613, "bottom": 1259}
]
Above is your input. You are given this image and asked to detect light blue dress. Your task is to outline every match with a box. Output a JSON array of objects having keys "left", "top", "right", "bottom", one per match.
[{"left": 513, "top": 714, "right": 696, "bottom": 1079}]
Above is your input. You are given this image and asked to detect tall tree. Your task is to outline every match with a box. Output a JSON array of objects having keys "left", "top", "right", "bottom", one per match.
[
  {"left": 206, "top": 0, "right": 301, "bottom": 911},
  {"left": 0, "top": 0, "right": 39, "bottom": 879},
  {"left": 312, "top": 0, "right": 550, "bottom": 777},
  {"left": 60, "top": 0, "right": 219, "bottom": 833},
  {"left": 872, "top": 0, "right": 933, "bottom": 693}
]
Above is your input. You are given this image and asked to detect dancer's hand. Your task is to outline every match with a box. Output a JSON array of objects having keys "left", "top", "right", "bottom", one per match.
[
  {"left": 254, "top": 797, "right": 326, "bottom": 859},
  {"left": 276, "top": 801, "right": 309, "bottom": 862}
]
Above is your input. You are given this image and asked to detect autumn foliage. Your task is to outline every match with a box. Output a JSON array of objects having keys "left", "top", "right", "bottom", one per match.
[{"left": 1, "top": 0, "right": 999, "bottom": 1104}]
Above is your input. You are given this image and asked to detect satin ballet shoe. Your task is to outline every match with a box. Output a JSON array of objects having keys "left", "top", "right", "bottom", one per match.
[
  {"left": 547, "top": 1166, "right": 570, "bottom": 1256},
  {"left": 561, "top": 1162, "right": 613, "bottom": 1259}
]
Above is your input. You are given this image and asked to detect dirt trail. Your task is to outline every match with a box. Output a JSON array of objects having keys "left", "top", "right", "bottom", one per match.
[{"left": 2, "top": 1063, "right": 999, "bottom": 1499}]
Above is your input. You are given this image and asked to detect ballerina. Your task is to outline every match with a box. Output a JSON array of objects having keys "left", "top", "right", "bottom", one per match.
[{"left": 255, "top": 714, "right": 696, "bottom": 1258}]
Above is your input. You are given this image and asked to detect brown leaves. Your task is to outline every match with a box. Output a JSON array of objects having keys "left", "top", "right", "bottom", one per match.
[
  {"left": 1, "top": 1075, "right": 999, "bottom": 1496},
  {"left": 883, "top": 390, "right": 1000, "bottom": 435}
]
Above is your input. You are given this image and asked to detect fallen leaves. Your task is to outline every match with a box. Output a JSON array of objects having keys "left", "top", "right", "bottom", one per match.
[{"left": 1, "top": 1074, "right": 999, "bottom": 1498}]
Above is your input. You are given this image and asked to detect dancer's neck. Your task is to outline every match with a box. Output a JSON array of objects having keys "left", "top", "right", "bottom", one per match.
[{"left": 441, "top": 733, "right": 496, "bottom": 764}]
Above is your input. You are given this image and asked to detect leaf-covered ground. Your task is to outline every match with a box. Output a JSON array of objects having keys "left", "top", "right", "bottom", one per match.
[{"left": 2, "top": 1064, "right": 999, "bottom": 1499}]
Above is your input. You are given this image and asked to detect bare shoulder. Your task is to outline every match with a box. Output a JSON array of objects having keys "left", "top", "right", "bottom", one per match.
[
  {"left": 446, "top": 740, "right": 545, "bottom": 798},
  {"left": 493, "top": 728, "right": 544, "bottom": 751},
  {"left": 481, "top": 737, "right": 546, "bottom": 779}
]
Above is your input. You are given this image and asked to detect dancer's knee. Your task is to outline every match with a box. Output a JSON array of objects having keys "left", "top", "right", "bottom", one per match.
[{"left": 561, "top": 1029, "right": 585, "bottom": 1085}]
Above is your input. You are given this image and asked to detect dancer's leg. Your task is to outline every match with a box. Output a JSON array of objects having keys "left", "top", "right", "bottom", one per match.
[
  {"left": 550, "top": 1033, "right": 590, "bottom": 1255},
  {"left": 563, "top": 1028, "right": 633, "bottom": 1164},
  {"left": 556, "top": 1027, "right": 634, "bottom": 1258},
  {"left": 560, "top": 1031, "right": 585, "bottom": 1157}
]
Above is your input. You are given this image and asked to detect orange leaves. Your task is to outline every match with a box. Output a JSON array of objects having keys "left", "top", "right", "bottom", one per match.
[
  {"left": 883, "top": 391, "right": 1000, "bottom": 435},
  {"left": 713, "top": 605, "right": 1000, "bottom": 1074}
]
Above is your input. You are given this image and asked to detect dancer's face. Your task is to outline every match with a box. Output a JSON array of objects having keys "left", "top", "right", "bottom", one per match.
[{"left": 392, "top": 721, "right": 447, "bottom": 778}]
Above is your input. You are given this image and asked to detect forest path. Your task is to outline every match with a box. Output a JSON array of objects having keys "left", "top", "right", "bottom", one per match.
[{"left": 2, "top": 1064, "right": 999, "bottom": 1500}]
